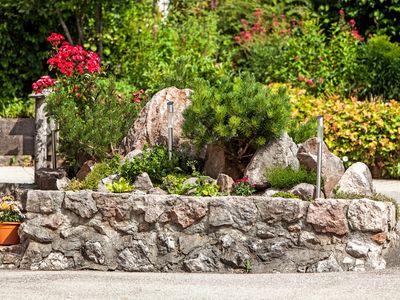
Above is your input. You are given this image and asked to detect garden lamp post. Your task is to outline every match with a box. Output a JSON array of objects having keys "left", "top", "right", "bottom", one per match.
[
  {"left": 315, "top": 115, "right": 324, "bottom": 199},
  {"left": 49, "top": 117, "right": 57, "bottom": 169},
  {"left": 167, "top": 100, "right": 174, "bottom": 161}
]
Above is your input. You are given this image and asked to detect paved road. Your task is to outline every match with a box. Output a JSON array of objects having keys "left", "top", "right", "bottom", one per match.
[
  {"left": 374, "top": 179, "right": 400, "bottom": 202},
  {"left": 1, "top": 269, "right": 400, "bottom": 300}
]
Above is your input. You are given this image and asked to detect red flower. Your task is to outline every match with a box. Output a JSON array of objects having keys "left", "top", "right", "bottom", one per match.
[
  {"left": 297, "top": 75, "right": 305, "bottom": 81},
  {"left": 47, "top": 33, "right": 65, "bottom": 47},
  {"left": 32, "top": 75, "right": 57, "bottom": 94},
  {"left": 241, "top": 19, "right": 249, "bottom": 26},
  {"left": 339, "top": 9, "right": 345, "bottom": 16},
  {"left": 306, "top": 79, "right": 315, "bottom": 87},
  {"left": 253, "top": 8, "right": 262, "bottom": 18},
  {"left": 349, "top": 19, "right": 356, "bottom": 27},
  {"left": 351, "top": 30, "right": 364, "bottom": 41}
]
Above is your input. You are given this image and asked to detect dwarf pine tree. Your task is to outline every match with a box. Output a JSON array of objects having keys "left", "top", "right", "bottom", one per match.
[{"left": 182, "top": 73, "right": 292, "bottom": 164}]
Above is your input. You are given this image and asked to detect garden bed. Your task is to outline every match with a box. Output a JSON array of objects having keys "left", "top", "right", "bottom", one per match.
[{"left": 0, "top": 190, "right": 398, "bottom": 273}]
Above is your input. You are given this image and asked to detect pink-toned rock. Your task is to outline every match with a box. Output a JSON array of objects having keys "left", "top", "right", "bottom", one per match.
[
  {"left": 120, "top": 87, "right": 192, "bottom": 154},
  {"left": 203, "top": 144, "right": 244, "bottom": 179},
  {"left": 297, "top": 138, "right": 345, "bottom": 197},
  {"left": 306, "top": 199, "right": 349, "bottom": 235},
  {"left": 216, "top": 173, "right": 234, "bottom": 193},
  {"left": 169, "top": 199, "right": 208, "bottom": 228},
  {"left": 371, "top": 232, "right": 387, "bottom": 245}
]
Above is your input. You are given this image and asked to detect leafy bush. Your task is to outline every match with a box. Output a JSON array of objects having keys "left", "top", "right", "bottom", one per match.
[
  {"left": 38, "top": 33, "right": 142, "bottom": 173},
  {"left": 271, "top": 191, "right": 301, "bottom": 199},
  {"left": 356, "top": 35, "right": 400, "bottom": 101},
  {"left": 0, "top": 98, "right": 34, "bottom": 118},
  {"left": 183, "top": 73, "right": 292, "bottom": 165},
  {"left": 232, "top": 177, "right": 256, "bottom": 196},
  {"left": 266, "top": 167, "right": 317, "bottom": 189},
  {"left": 120, "top": 145, "right": 199, "bottom": 185},
  {"left": 290, "top": 84, "right": 400, "bottom": 178},
  {"left": 105, "top": 177, "right": 134, "bottom": 193},
  {"left": 234, "top": 8, "right": 362, "bottom": 96},
  {"left": 193, "top": 178, "right": 220, "bottom": 197},
  {"left": 162, "top": 174, "right": 193, "bottom": 195}
]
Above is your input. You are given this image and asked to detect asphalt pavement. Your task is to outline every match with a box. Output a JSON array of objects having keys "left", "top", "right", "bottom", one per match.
[{"left": 1, "top": 269, "right": 400, "bottom": 300}]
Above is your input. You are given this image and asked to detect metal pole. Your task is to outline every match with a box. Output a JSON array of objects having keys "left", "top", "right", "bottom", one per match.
[
  {"left": 167, "top": 101, "right": 174, "bottom": 161},
  {"left": 50, "top": 118, "right": 57, "bottom": 169},
  {"left": 316, "top": 115, "right": 324, "bottom": 199}
]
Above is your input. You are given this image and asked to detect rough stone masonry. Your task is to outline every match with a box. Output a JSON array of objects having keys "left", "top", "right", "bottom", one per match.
[{"left": 0, "top": 190, "right": 398, "bottom": 273}]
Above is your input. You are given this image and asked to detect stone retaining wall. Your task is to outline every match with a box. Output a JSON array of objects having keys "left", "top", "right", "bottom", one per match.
[{"left": 1, "top": 190, "right": 398, "bottom": 273}]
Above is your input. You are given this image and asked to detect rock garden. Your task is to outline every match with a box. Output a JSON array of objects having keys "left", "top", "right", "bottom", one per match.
[{"left": 1, "top": 2, "right": 400, "bottom": 274}]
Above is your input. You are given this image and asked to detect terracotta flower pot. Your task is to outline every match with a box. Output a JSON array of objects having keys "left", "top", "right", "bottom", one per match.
[{"left": 0, "top": 222, "right": 21, "bottom": 245}]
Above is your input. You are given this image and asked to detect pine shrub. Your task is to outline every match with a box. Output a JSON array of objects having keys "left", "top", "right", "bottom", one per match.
[{"left": 182, "top": 73, "right": 292, "bottom": 165}]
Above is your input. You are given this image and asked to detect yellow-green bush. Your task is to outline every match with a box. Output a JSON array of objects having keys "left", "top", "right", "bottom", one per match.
[{"left": 273, "top": 84, "right": 400, "bottom": 178}]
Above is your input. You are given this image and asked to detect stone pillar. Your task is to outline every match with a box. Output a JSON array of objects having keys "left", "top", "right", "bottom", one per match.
[{"left": 30, "top": 93, "right": 48, "bottom": 182}]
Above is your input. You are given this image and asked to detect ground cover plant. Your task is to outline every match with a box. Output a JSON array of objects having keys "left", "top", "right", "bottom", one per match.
[{"left": 265, "top": 166, "right": 318, "bottom": 189}]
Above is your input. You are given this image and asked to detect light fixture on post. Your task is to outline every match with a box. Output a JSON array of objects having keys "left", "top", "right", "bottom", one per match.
[
  {"left": 167, "top": 100, "right": 174, "bottom": 161},
  {"left": 315, "top": 115, "right": 324, "bottom": 199}
]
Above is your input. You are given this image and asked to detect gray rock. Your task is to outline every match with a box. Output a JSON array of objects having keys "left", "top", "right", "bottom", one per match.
[
  {"left": 256, "top": 223, "right": 276, "bottom": 239},
  {"left": 19, "top": 223, "right": 53, "bottom": 243},
  {"left": 289, "top": 183, "right": 317, "bottom": 201},
  {"left": 147, "top": 187, "right": 168, "bottom": 195},
  {"left": 255, "top": 198, "right": 308, "bottom": 224},
  {"left": 245, "top": 133, "right": 299, "bottom": 189},
  {"left": 121, "top": 149, "right": 143, "bottom": 164},
  {"left": 118, "top": 245, "right": 154, "bottom": 272},
  {"left": 263, "top": 189, "right": 283, "bottom": 197},
  {"left": 346, "top": 241, "right": 369, "bottom": 258},
  {"left": 36, "top": 252, "right": 71, "bottom": 270},
  {"left": 64, "top": 191, "right": 98, "bottom": 219},
  {"left": 19, "top": 242, "right": 52, "bottom": 269},
  {"left": 335, "top": 162, "right": 375, "bottom": 196},
  {"left": 35, "top": 168, "right": 69, "bottom": 190},
  {"left": 133, "top": 172, "right": 154, "bottom": 192},
  {"left": 297, "top": 138, "right": 345, "bottom": 197},
  {"left": 315, "top": 255, "right": 343, "bottom": 272},
  {"left": 83, "top": 241, "right": 105, "bottom": 265},
  {"left": 209, "top": 198, "right": 257, "bottom": 232},
  {"left": 347, "top": 199, "right": 389, "bottom": 233},
  {"left": 26, "top": 190, "right": 64, "bottom": 214},
  {"left": 179, "top": 234, "right": 211, "bottom": 255},
  {"left": 183, "top": 247, "right": 220, "bottom": 273}
]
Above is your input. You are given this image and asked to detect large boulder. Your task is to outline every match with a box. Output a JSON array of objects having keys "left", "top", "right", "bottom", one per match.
[
  {"left": 297, "top": 138, "right": 345, "bottom": 197},
  {"left": 244, "top": 133, "right": 299, "bottom": 189},
  {"left": 335, "top": 162, "right": 375, "bottom": 195},
  {"left": 120, "top": 87, "right": 192, "bottom": 155}
]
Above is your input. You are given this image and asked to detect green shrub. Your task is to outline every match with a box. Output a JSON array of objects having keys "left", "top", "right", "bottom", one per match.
[
  {"left": 162, "top": 174, "right": 193, "bottom": 195},
  {"left": 193, "top": 177, "right": 220, "bottom": 197},
  {"left": 120, "top": 145, "right": 199, "bottom": 185},
  {"left": 0, "top": 98, "right": 34, "bottom": 118},
  {"left": 271, "top": 191, "right": 301, "bottom": 199},
  {"left": 266, "top": 167, "right": 317, "bottom": 189},
  {"left": 183, "top": 73, "right": 292, "bottom": 165},
  {"left": 289, "top": 84, "right": 400, "bottom": 178},
  {"left": 356, "top": 35, "right": 400, "bottom": 101},
  {"left": 288, "top": 118, "right": 317, "bottom": 144},
  {"left": 46, "top": 74, "right": 142, "bottom": 174}
]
